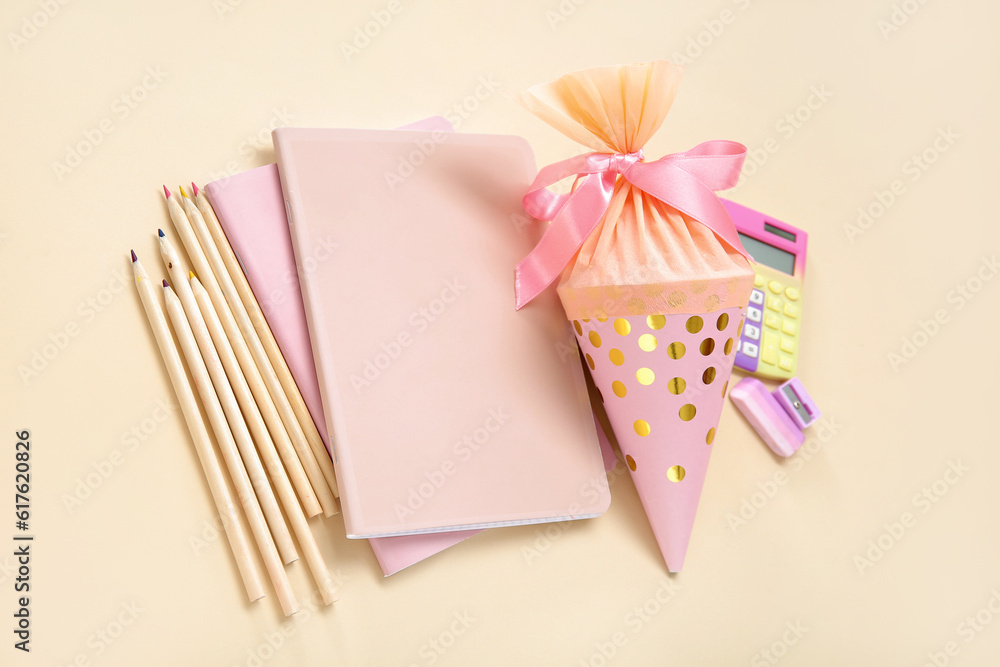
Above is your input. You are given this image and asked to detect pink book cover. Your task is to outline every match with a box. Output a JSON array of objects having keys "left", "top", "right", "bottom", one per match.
[
  {"left": 273, "top": 127, "right": 611, "bottom": 538},
  {"left": 207, "top": 118, "right": 481, "bottom": 574},
  {"left": 207, "top": 119, "right": 616, "bottom": 572}
]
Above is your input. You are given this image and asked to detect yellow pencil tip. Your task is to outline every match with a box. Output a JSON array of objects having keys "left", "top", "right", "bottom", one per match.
[
  {"left": 179, "top": 186, "right": 188, "bottom": 198},
  {"left": 189, "top": 271, "right": 195, "bottom": 279}
]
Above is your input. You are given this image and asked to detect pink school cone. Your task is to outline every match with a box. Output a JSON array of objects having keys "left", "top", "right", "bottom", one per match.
[{"left": 575, "top": 307, "right": 744, "bottom": 571}]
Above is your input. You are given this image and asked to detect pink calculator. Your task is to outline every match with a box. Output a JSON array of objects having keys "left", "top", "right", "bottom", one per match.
[{"left": 722, "top": 199, "right": 809, "bottom": 380}]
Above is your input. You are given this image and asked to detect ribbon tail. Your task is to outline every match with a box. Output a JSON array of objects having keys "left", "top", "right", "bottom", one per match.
[
  {"left": 514, "top": 172, "right": 617, "bottom": 310},
  {"left": 521, "top": 152, "right": 611, "bottom": 221}
]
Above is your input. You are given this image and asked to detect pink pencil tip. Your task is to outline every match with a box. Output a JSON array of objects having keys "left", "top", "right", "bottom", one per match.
[
  {"left": 162, "top": 185, "right": 171, "bottom": 199},
  {"left": 191, "top": 182, "right": 199, "bottom": 196}
]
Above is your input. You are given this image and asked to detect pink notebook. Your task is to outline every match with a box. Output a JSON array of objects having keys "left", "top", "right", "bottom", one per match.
[
  {"left": 273, "top": 127, "right": 611, "bottom": 538},
  {"left": 207, "top": 120, "right": 617, "bottom": 572},
  {"left": 207, "top": 120, "right": 485, "bottom": 574}
]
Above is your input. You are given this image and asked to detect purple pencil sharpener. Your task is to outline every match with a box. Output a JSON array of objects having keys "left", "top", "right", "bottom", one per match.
[{"left": 729, "top": 377, "right": 821, "bottom": 457}]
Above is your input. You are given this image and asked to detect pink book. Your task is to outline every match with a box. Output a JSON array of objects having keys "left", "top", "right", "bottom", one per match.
[
  {"left": 208, "top": 119, "right": 484, "bottom": 574},
  {"left": 207, "top": 120, "right": 616, "bottom": 572},
  {"left": 273, "top": 127, "right": 611, "bottom": 538}
]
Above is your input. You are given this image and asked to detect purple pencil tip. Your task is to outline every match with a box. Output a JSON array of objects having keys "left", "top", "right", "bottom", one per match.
[
  {"left": 158, "top": 229, "right": 165, "bottom": 238},
  {"left": 162, "top": 279, "right": 169, "bottom": 288},
  {"left": 130, "top": 249, "right": 137, "bottom": 262},
  {"left": 162, "top": 185, "right": 171, "bottom": 199}
]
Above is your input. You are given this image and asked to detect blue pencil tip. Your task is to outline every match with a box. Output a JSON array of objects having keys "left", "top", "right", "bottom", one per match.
[{"left": 158, "top": 229, "right": 165, "bottom": 238}]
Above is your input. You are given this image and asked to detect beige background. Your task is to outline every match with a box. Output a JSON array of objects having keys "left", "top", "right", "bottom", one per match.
[{"left": 3, "top": 0, "right": 999, "bottom": 665}]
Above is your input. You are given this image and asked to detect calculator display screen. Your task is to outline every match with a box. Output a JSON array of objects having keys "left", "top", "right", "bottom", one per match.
[{"left": 738, "top": 233, "right": 795, "bottom": 275}]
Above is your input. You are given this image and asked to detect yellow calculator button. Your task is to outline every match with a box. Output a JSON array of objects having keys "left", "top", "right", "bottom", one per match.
[
  {"left": 764, "top": 312, "right": 780, "bottom": 329},
  {"left": 783, "top": 302, "right": 800, "bottom": 319},
  {"left": 781, "top": 319, "right": 798, "bottom": 336},
  {"left": 762, "top": 333, "right": 779, "bottom": 365},
  {"left": 754, "top": 274, "right": 765, "bottom": 288},
  {"left": 778, "top": 355, "right": 794, "bottom": 372},
  {"left": 766, "top": 295, "right": 782, "bottom": 312},
  {"left": 780, "top": 337, "right": 796, "bottom": 353},
  {"left": 784, "top": 286, "right": 800, "bottom": 301},
  {"left": 768, "top": 280, "right": 783, "bottom": 294}
]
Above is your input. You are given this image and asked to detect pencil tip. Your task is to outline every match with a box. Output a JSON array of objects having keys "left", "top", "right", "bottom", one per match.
[
  {"left": 162, "top": 185, "right": 171, "bottom": 199},
  {"left": 158, "top": 228, "right": 165, "bottom": 238},
  {"left": 189, "top": 270, "right": 195, "bottom": 279},
  {"left": 130, "top": 249, "right": 137, "bottom": 262},
  {"left": 162, "top": 279, "right": 169, "bottom": 288},
  {"left": 191, "top": 182, "right": 200, "bottom": 197},
  {"left": 179, "top": 185, "right": 188, "bottom": 198}
]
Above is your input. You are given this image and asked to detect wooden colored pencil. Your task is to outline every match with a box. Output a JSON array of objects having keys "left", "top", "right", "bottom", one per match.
[
  {"left": 191, "top": 274, "right": 339, "bottom": 605},
  {"left": 163, "top": 282, "right": 299, "bottom": 617},
  {"left": 194, "top": 183, "right": 340, "bottom": 499},
  {"left": 156, "top": 237, "right": 298, "bottom": 566},
  {"left": 166, "top": 186, "right": 338, "bottom": 518},
  {"left": 162, "top": 187, "right": 331, "bottom": 517},
  {"left": 178, "top": 186, "right": 338, "bottom": 514},
  {"left": 130, "top": 252, "right": 265, "bottom": 603},
  {"left": 158, "top": 229, "right": 323, "bottom": 519}
]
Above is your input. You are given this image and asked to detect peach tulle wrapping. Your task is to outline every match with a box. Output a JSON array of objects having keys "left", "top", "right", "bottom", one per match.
[{"left": 518, "top": 61, "right": 754, "bottom": 320}]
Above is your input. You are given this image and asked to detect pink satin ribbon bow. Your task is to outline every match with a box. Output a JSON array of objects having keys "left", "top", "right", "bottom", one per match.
[{"left": 514, "top": 140, "right": 752, "bottom": 310}]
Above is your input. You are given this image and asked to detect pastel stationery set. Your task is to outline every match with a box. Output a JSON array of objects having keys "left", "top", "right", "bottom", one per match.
[{"left": 134, "top": 61, "right": 783, "bottom": 605}]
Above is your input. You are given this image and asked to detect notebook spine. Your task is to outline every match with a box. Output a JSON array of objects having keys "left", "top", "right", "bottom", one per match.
[{"left": 273, "top": 132, "right": 357, "bottom": 536}]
